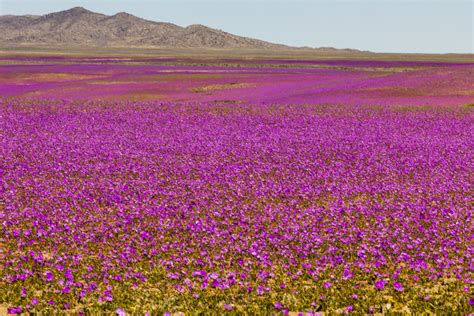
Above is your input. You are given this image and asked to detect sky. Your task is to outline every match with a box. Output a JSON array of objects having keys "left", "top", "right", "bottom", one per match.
[{"left": 1, "top": 0, "right": 472, "bottom": 54}]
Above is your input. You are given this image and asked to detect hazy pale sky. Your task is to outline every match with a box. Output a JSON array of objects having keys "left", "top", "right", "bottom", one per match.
[{"left": 1, "top": 0, "right": 472, "bottom": 54}]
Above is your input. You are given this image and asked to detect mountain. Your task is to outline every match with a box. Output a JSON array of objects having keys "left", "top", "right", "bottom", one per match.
[{"left": 0, "top": 7, "right": 292, "bottom": 49}]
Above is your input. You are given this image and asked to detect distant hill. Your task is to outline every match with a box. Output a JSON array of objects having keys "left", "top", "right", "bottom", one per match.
[{"left": 0, "top": 7, "right": 360, "bottom": 51}]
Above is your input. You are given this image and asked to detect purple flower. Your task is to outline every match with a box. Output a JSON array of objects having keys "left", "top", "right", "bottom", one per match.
[
  {"left": 116, "top": 307, "right": 126, "bottom": 316},
  {"left": 173, "top": 284, "right": 184, "bottom": 293},
  {"left": 223, "top": 304, "right": 233, "bottom": 311},
  {"left": 167, "top": 273, "right": 179, "bottom": 279},
  {"left": 323, "top": 281, "right": 332, "bottom": 289},
  {"left": 45, "top": 271, "right": 54, "bottom": 282},
  {"left": 274, "top": 302, "right": 282, "bottom": 309},
  {"left": 192, "top": 270, "right": 206, "bottom": 278},
  {"left": 342, "top": 268, "right": 353, "bottom": 280},
  {"left": 393, "top": 282, "right": 404, "bottom": 292},
  {"left": 64, "top": 269, "right": 74, "bottom": 282},
  {"left": 375, "top": 279, "right": 385, "bottom": 290},
  {"left": 7, "top": 307, "right": 23, "bottom": 314}
]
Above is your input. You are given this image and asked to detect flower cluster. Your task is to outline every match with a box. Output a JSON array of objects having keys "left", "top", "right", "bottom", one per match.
[
  {"left": 1, "top": 57, "right": 472, "bottom": 106},
  {"left": 1, "top": 57, "right": 473, "bottom": 314}
]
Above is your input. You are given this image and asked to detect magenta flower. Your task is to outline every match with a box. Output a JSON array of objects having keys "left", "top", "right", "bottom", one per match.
[
  {"left": 45, "top": 271, "right": 54, "bottom": 282},
  {"left": 375, "top": 279, "right": 385, "bottom": 290},
  {"left": 65, "top": 269, "right": 74, "bottom": 282},
  {"left": 342, "top": 268, "right": 353, "bottom": 280},
  {"left": 274, "top": 301, "right": 282, "bottom": 309},
  {"left": 60, "top": 285, "right": 71, "bottom": 294},
  {"left": 167, "top": 273, "right": 179, "bottom": 279},
  {"left": 393, "top": 282, "right": 404, "bottom": 292},
  {"left": 7, "top": 307, "right": 23, "bottom": 314},
  {"left": 173, "top": 284, "right": 184, "bottom": 293}
]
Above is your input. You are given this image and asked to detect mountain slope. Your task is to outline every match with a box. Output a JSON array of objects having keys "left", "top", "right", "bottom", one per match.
[{"left": 0, "top": 7, "right": 290, "bottom": 49}]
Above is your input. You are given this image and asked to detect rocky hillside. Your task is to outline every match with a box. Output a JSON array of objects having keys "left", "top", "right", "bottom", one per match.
[{"left": 0, "top": 7, "right": 290, "bottom": 49}]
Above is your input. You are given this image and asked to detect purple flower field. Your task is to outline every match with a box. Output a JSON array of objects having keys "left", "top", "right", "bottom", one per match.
[{"left": 1, "top": 57, "right": 473, "bottom": 314}]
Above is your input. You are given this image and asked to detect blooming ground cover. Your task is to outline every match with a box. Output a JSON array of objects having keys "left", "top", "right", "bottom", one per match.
[{"left": 1, "top": 57, "right": 473, "bottom": 314}]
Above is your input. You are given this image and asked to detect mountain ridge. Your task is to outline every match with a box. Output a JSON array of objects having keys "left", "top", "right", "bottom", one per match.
[
  {"left": 0, "top": 7, "right": 361, "bottom": 52},
  {"left": 0, "top": 7, "right": 286, "bottom": 49}
]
